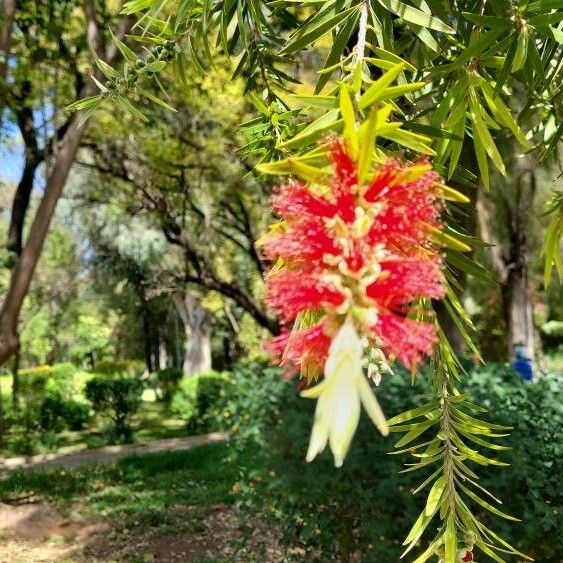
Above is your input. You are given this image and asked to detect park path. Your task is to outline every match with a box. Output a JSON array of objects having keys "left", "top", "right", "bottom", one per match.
[{"left": 0, "top": 432, "right": 228, "bottom": 472}]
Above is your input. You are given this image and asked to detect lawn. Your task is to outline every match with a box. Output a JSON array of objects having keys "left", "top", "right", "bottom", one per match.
[{"left": 0, "top": 443, "right": 285, "bottom": 562}]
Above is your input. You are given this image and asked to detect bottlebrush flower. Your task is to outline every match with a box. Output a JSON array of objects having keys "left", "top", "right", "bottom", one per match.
[{"left": 262, "top": 137, "right": 446, "bottom": 465}]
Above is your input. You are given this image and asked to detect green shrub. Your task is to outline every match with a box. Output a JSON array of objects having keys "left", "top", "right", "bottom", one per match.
[
  {"left": 541, "top": 320, "right": 563, "bottom": 349},
  {"left": 38, "top": 392, "right": 91, "bottom": 432},
  {"left": 461, "top": 366, "right": 562, "bottom": 562},
  {"left": 18, "top": 364, "right": 53, "bottom": 406},
  {"left": 152, "top": 366, "right": 183, "bottom": 402},
  {"left": 38, "top": 394, "right": 67, "bottom": 432},
  {"left": 168, "top": 377, "right": 199, "bottom": 419},
  {"left": 85, "top": 375, "right": 145, "bottom": 441},
  {"left": 93, "top": 359, "right": 146, "bottom": 377},
  {"left": 60, "top": 400, "right": 91, "bottom": 430},
  {"left": 168, "top": 371, "right": 230, "bottom": 432},
  {"left": 51, "top": 362, "right": 77, "bottom": 379},
  {"left": 221, "top": 361, "right": 561, "bottom": 562}
]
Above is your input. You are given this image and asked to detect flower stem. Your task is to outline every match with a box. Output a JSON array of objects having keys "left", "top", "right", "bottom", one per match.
[{"left": 356, "top": 0, "right": 370, "bottom": 66}]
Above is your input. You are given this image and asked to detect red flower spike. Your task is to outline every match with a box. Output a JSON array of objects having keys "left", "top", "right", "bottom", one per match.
[
  {"left": 461, "top": 550, "right": 474, "bottom": 562},
  {"left": 264, "top": 138, "right": 445, "bottom": 379}
]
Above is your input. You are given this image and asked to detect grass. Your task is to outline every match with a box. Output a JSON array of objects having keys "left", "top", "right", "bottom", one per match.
[
  {"left": 0, "top": 443, "right": 248, "bottom": 562},
  {"left": 0, "top": 442, "right": 235, "bottom": 515}
]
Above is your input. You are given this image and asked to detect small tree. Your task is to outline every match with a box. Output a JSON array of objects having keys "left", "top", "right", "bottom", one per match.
[{"left": 85, "top": 376, "right": 144, "bottom": 442}]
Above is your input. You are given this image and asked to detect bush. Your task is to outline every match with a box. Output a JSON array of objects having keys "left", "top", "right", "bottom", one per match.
[
  {"left": 168, "top": 377, "right": 198, "bottom": 419},
  {"left": 85, "top": 376, "right": 145, "bottom": 441},
  {"left": 18, "top": 364, "right": 53, "bottom": 407},
  {"left": 51, "top": 362, "right": 77, "bottom": 379},
  {"left": 541, "top": 320, "right": 563, "bottom": 349},
  {"left": 38, "top": 394, "right": 67, "bottom": 433},
  {"left": 60, "top": 400, "right": 91, "bottom": 430},
  {"left": 461, "top": 366, "right": 562, "bottom": 562},
  {"left": 152, "top": 367, "right": 183, "bottom": 402},
  {"left": 17, "top": 362, "right": 88, "bottom": 433},
  {"left": 221, "top": 361, "right": 562, "bottom": 562},
  {"left": 168, "top": 371, "right": 230, "bottom": 432},
  {"left": 93, "top": 359, "right": 146, "bottom": 378}
]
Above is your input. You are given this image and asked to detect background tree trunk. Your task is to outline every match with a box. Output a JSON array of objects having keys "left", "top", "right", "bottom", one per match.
[
  {"left": 12, "top": 343, "right": 20, "bottom": 408},
  {"left": 0, "top": 9, "right": 132, "bottom": 368},
  {"left": 173, "top": 291, "right": 212, "bottom": 376},
  {"left": 0, "top": 0, "right": 16, "bottom": 129},
  {"left": 476, "top": 153, "right": 537, "bottom": 362}
]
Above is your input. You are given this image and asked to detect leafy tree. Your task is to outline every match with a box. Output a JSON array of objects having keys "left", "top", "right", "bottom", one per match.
[
  {"left": 0, "top": 0, "right": 133, "bottom": 365},
  {"left": 74, "top": 1, "right": 563, "bottom": 561}
]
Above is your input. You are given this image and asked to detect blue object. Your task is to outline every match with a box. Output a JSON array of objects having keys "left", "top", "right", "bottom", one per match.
[{"left": 511, "top": 345, "right": 534, "bottom": 381}]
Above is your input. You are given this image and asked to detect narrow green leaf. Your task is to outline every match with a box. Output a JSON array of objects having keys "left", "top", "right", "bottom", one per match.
[
  {"left": 529, "top": 11, "right": 563, "bottom": 25},
  {"left": 458, "top": 482, "right": 520, "bottom": 521},
  {"left": 137, "top": 88, "right": 177, "bottom": 112},
  {"left": 340, "top": 86, "right": 358, "bottom": 157},
  {"left": 462, "top": 12, "right": 511, "bottom": 26},
  {"left": 388, "top": 402, "right": 439, "bottom": 425},
  {"left": 292, "top": 94, "right": 337, "bottom": 108},
  {"left": 370, "top": 46, "right": 416, "bottom": 71},
  {"left": 276, "top": 109, "right": 341, "bottom": 149},
  {"left": 66, "top": 95, "right": 102, "bottom": 112},
  {"left": 377, "top": 0, "right": 454, "bottom": 33},
  {"left": 444, "top": 515, "right": 456, "bottom": 562},
  {"left": 280, "top": 6, "right": 360, "bottom": 55},
  {"left": 512, "top": 31, "right": 528, "bottom": 71},
  {"left": 357, "top": 106, "right": 378, "bottom": 182},
  {"left": 430, "top": 227, "right": 472, "bottom": 252},
  {"left": 425, "top": 475, "right": 446, "bottom": 516},
  {"left": 395, "top": 420, "right": 437, "bottom": 448},
  {"left": 358, "top": 63, "right": 405, "bottom": 109},
  {"left": 469, "top": 92, "right": 506, "bottom": 175},
  {"left": 410, "top": 533, "right": 444, "bottom": 563}
]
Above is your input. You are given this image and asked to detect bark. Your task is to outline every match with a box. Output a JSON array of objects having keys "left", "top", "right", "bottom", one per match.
[
  {"left": 158, "top": 338, "right": 168, "bottom": 369},
  {"left": 476, "top": 157, "right": 536, "bottom": 361},
  {"left": 0, "top": 0, "right": 16, "bottom": 127},
  {"left": 140, "top": 290, "right": 154, "bottom": 373},
  {"left": 0, "top": 111, "right": 83, "bottom": 365},
  {"left": 8, "top": 82, "right": 43, "bottom": 255},
  {"left": 0, "top": 7, "right": 132, "bottom": 367},
  {"left": 173, "top": 291, "right": 212, "bottom": 376},
  {"left": 12, "top": 342, "right": 20, "bottom": 408}
]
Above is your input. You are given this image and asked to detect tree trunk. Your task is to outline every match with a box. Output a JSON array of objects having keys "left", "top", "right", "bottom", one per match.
[
  {"left": 139, "top": 287, "right": 154, "bottom": 373},
  {"left": 8, "top": 83, "right": 43, "bottom": 256},
  {"left": 0, "top": 111, "right": 84, "bottom": 366},
  {"left": 503, "top": 262, "right": 534, "bottom": 360},
  {"left": 12, "top": 342, "right": 20, "bottom": 408},
  {"left": 158, "top": 337, "right": 168, "bottom": 369},
  {"left": 173, "top": 291, "right": 212, "bottom": 376},
  {"left": 0, "top": 11, "right": 132, "bottom": 367},
  {"left": 476, "top": 156, "right": 537, "bottom": 362},
  {"left": 0, "top": 0, "right": 16, "bottom": 130}
]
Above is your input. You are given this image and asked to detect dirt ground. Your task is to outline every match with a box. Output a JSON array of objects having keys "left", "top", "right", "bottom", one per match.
[{"left": 0, "top": 500, "right": 285, "bottom": 562}]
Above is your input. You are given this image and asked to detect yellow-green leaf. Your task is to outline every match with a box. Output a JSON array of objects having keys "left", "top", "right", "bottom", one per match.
[
  {"left": 358, "top": 63, "right": 405, "bottom": 109},
  {"left": 444, "top": 515, "right": 456, "bottom": 562},
  {"left": 425, "top": 475, "right": 446, "bottom": 516}
]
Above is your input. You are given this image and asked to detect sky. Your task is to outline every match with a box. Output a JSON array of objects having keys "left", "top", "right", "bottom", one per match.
[
  {"left": 0, "top": 116, "right": 24, "bottom": 184},
  {"left": 1, "top": 106, "right": 53, "bottom": 188}
]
